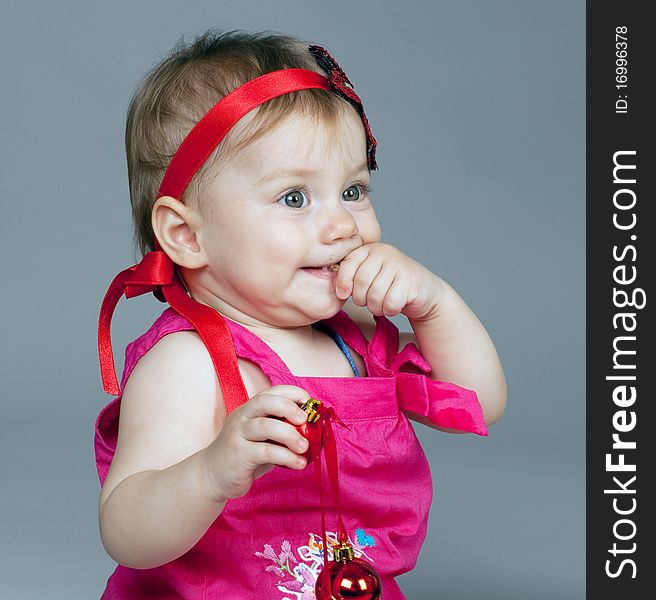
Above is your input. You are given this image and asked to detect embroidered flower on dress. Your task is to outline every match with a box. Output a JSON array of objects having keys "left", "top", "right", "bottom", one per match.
[
  {"left": 256, "top": 530, "right": 376, "bottom": 599},
  {"left": 277, "top": 562, "right": 317, "bottom": 600},
  {"left": 355, "top": 527, "right": 376, "bottom": 548},
  {"left": 255, "top": 540, "right": 298, "bottom": 577}
]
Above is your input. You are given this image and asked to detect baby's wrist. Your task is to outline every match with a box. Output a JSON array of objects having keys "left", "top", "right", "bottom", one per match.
[
  {"left": 407, "top": 274, "right": 452, "bottom": 323},
  {"left": 198, "top": 447, "right": 230, "bottom": 505}
]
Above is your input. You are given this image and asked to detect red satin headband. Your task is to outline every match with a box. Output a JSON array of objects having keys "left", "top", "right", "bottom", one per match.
[
  {"left": 98, "top": 45, "right": 377, "bottom": 413},
  {"left": 158, "top": 53, "right": 377, "bottom": 202}
]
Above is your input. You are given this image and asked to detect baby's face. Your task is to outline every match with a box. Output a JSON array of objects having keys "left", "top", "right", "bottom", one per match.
[{"left": 195, "top": 107, "right": 381, "bottom": 326}]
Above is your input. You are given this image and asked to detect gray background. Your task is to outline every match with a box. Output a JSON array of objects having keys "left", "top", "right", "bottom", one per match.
[{"left": 0, "top": 1, "right": 584, "bottom": 598}]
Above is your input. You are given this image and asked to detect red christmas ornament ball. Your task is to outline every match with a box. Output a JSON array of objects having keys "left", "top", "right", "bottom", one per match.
[
  {"left": 295, "top": 418, "right": 319, "bottom": 464},
  {"left": 274, "top": 399, "right": 323, "bottom": 467},
  {"left": 315, "top": 557, "right": 382, "bottom": 599}
]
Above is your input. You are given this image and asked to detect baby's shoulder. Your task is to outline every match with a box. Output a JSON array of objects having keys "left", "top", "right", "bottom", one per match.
[
  {"left": 134, "top": 328, "right": 214, "bottom": 378},
  {"left": 122, "top": 329, "right": 226, "bottom": 435},
  {"left": 126, "top": 324, "right": 197, "bottom": 370}
]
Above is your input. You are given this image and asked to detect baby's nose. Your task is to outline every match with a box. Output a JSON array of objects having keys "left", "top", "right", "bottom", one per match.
[{"left": 320, "top": 203, "right": 360, "bottom": 242}]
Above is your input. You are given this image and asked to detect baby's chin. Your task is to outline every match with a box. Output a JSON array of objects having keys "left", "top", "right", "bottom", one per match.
[
  {"left": 322, "top": 298, "right": 349, "bottom": 320},
  {"left": 287, "top": 296, "right": 349, "bottom": 326}
]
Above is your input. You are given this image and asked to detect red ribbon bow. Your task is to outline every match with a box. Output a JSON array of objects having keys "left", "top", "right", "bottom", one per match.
[{"left": 97, "top": 250, "right": 249, "bottom": 413}]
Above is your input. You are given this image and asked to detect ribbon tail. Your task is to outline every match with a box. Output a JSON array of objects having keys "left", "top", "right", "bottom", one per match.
[
  {"left": 310, "top": 408, "right": 350, "bottom": 599},
  {"left": 98, "top": 267, "right": 136, "bottom": 395},
  {"left": 161, "top": 277, "right": 250, "bottom": 414},
  {"left": 98, "top": 251, "right": 175, "bottom": 396},
  {"left": 310, "top": 422, "right": 332, "bottom": 600},
  {"left": 396, "top": 372, "right": 489, "bottom": 436},
  {"left": 323, "top": 419, "right": 348, "bottom": 544}
]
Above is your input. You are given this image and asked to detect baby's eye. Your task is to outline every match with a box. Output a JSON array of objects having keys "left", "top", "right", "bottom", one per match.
[
  {"left": 343, "top": 184, "right": 363, "bottom": 202},
  {"left": 279, "top": 189, "right": 309, "bottom": 209}
]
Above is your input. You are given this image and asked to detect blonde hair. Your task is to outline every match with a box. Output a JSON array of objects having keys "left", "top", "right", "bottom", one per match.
[{"left": 126, "top": 29, "right": 356, "bottom": 256}]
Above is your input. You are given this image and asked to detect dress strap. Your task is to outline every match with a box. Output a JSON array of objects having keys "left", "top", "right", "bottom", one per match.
[
  {"left": 222, "top": 317, "right": 362, "bottom": 383},
  {"left": 120, "top": 310, "right": 364, "bottom": 389},
  {"left": 221, "top": 317, "right": 297, "bottom": 385},
  {"left": 312, "top": 321, "right": 360, "bottom": 377},
  {"left": 320, "top": 310, "right": 370, "bottom": 357},
  {"left": 321, "top": 310, "right": 392, "bottom": 377}
]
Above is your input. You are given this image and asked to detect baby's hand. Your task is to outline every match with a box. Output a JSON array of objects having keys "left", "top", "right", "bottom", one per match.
[
  {"left": 335, "top": 242, "right": 446, "bottom": 320},
  {"left": 202, "top": 385, "right": 310, "bottom": 503}
]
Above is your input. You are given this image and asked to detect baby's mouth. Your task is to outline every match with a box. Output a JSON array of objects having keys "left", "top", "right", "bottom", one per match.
[{"left": 302, "top": 262, "right": 341, "bottom": 272}]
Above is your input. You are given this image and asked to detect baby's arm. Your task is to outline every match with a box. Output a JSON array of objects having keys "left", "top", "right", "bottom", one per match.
[
  {"left": 98, "top": 331, "right": 309, "bottom": 569},
  {"left": 402, "top": 279, "right": 507, "bottom": 426},
  {"left": 337, "top": 243, "right": 507, "bottom": 427}
]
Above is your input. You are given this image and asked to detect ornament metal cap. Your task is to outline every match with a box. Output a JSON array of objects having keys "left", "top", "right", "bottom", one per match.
[
  {"left": 301, "top": 398, "right": 322, "bottom": 423},
  {"left": 333, "top": 541, "right": 355, "bottom": 564}
]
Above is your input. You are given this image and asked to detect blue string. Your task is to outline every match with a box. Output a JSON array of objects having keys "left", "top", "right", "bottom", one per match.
[{"left": 312, "top": 321, "right": 360, "bottom": 377}]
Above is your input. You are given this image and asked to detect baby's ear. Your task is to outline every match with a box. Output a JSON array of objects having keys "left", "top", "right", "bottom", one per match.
[{"left": 151, "top": 196, "right": 207, "bottom": 269}]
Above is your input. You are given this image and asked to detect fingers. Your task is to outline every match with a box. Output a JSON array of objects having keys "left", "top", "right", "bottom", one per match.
[
  {"left": 363, "top": 267, "right": 398, "bottom": 316},
  {"left": 236, "top": 385, "right": 312, "bottom": 470},
  {"left": 243, "top": 416, "right": 309, "bottom": 454},
  {"left": 336, "top": 243, "right": 414, "bottom": 317},
  {"left": 338, "top": 251, "right": 401, "bottom": 316},
  {"left": 379, "top": 274, "right": 409, "bottom": 317},
  {"left": 350, "top": 255, "right": 384, "bottom": 308},
  {"left": 335, "top": 246, "right": 371, "bottom": 300},
  {"left": 241, "top": 385, "right": 310, "bottom": 425},
  {"left": 251, "top": 441, "right": 308, "bottom": 470}
]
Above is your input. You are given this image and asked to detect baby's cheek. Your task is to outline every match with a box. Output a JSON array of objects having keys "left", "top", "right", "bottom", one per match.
[{"left": 359, "top": 217, "right": 382, "bottom": 244}]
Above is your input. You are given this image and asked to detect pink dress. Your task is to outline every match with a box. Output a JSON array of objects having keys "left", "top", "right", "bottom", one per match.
[{"left": 94, "top": 308, "right": 486, "bottom": 599}]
